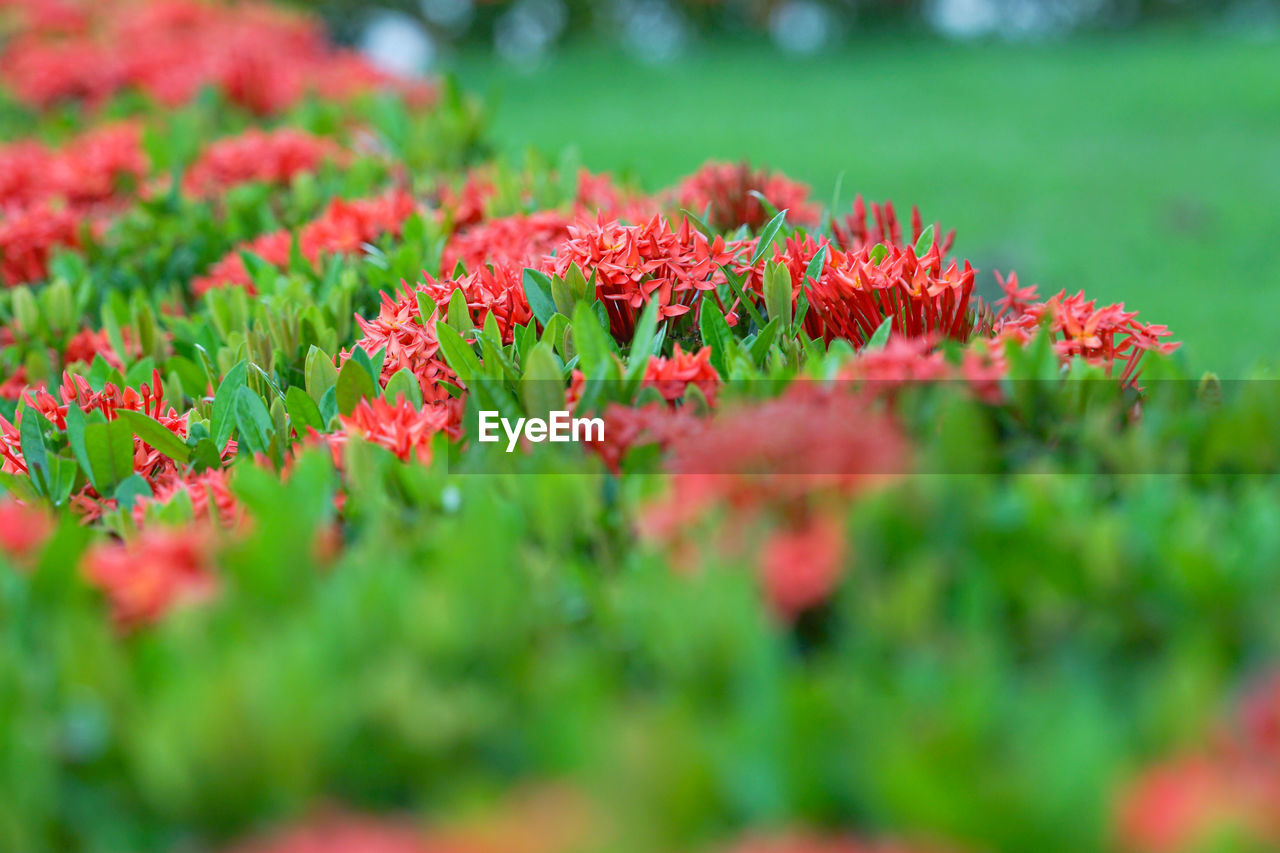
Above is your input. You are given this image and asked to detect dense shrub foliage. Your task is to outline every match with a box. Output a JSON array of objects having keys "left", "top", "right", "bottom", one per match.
[{"left": 2, "top": 2, "right": 1279, "bottom": 853}]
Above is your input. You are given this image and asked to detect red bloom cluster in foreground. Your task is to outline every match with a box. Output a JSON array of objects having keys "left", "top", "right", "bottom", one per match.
[
  {"left": 420, "top": 265, "right": 533, "bottom": 344},
  {"left": 334, "top": 397, "right": 453, "bottom": 465},
  {"left": 0, "top": 0, "right": 425, "bottom": 114},
  {"left": 81, "top": 524, "right": 217, "bottom": 628},
  {"left": 638, "top": 384, "right": 906, "bottom": 618},
  {"left": 347, "top": 285, "right": 454, "bottom": 403},
  {"left": 183, "top": 128, "right": 341, "bottom": 197},
  {"left": 0, "top": 497, "right": 53, "bottom": 564},
  {"left": 1117, "top": 671, "right": 1280, "bottom": 852},
  {"left": 674, "top": 161, "right": 822, "bottom": 231},
  {"left": 194, "top": 189, "right": 418, "bottom": 296}
]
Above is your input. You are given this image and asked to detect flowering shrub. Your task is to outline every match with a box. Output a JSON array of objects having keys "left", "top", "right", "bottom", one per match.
[{"left": 0, "top": 3, "right": 1276, "bottom": 853}]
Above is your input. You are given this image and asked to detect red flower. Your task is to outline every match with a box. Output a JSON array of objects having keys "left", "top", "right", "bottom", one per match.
[
  {"left": 0, "top": 498, "right": 53, "bottom": 564},
  {"left": 134, "top": 468, "right": 242, "bottom": 529},
  {"left": 194, "top": 190, "right": 417, "bottom": 296},
  {"left": 547, "top": 214, "right": 739, "bottom": 340},
  {"left": 0, "top": 201, "right": 81, "bottom": 287},
  {"left": 760, "top": 513, "right": 846, "bottom": 619},
  {"left": 802, "top": 241, "right": 976, "bottom": 347},
  {"left": 441, "top": 210, "right": 575, "bottom": 275},
  {"left": 831, "top": 195, "right": 955, "bottom": 256},
  {"left": 347, "top": 285, "right": 455, "bottom": 404},
  {"left": 334, "top": 397, "right": 452, "bottom": 464},
  {"left": 420, "top": 264, "right": 533, "bottom": 344},
  {"left": 642, "top": 344, "right": 720, "bottom": 404},
  {"left": 183, "top": 128, "right": 340, "bottom": 197},
  {"left": 994, "top": 273, "right": 1180, "bottom": 384},
  {"left": 81, "top": 524, "right": 218, "bottom": 629},
  {"left": 673, "top": 161, "right": 821, "bottom": 231}
]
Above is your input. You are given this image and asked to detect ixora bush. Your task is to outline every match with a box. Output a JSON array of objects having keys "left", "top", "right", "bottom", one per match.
[{"left": 3, "top": 3, "right": 1280, "bottom": 853}]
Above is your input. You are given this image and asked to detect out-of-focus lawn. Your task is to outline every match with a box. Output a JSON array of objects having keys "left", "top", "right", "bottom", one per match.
[{"left": 451, "top": 34, "right": 1279, "bottom": 375}]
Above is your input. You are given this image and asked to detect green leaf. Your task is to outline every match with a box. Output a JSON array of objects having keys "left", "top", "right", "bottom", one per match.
[
  {"left": 435, "top": 320, "right": 483, "bottom": 383},
  {"left": 763, "top": 260, "right": 793, "bottom": 330},
  {"left": 624, "top": 298, "right": 662, "bottom": 389},
  {"left": 286, "top": 385, "right": 325, "bottom": 433},
  {"left": 83, "top": 419, "right": 134, "bottom": 496},
  {"left": 446, "top": 287, "right": 474, "bottom": 336},
  {"left": 750, "top": 209, "right": 788, "bottom": 265},
  {"left": 914, "top": 224, "right": 936, "bottom": 256},
  {"left": 869, "top": 243, "right": 889, "bottom": 265},
  {"left": 234, "top": 386, "right": 274, "bottom": 454},
  {"left": 113, "top": 474, "right": 153, "bottom": 512},
  {"left": 305, "top": 346, "right": 339, "bottom": 405},
  {"left": 699, "top": 301, "right": 736, "bottom": 377},
  {"left": 335, "top": 358, "right": 378, "bottom": 416},
  {"left": 571, "top": 299, "right": 616, "bottom": 380},
  {"left": 520, "top": 342, "right": 564, "bottom": 421},
  {"left": 749, "top": 317, "right": 781, "bottom": 364},
  {"left": 865, "top": 316, "right": 893, "bottom": 350},
  {"left": 19, "top": 410, "right": 49, "bottom": 494},
  {"left": 383, "top": 369, "right": 423, "bottom": 408},
  {"left": 64, "top": 405, "right": 91, "bottom": 480},
  {"left": 522, "top": 268, "right": 557, "bottom": 327},
  {"left": 211, "top": 361, "right": 248, "bottom": 451},
  {"left": 115, "top": 409, "right": 192, "bottom": 464}
]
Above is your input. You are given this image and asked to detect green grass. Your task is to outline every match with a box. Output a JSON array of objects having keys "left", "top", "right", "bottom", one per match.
[{"left": 450, "top": 33, "right": 1280, "bottom": 376}]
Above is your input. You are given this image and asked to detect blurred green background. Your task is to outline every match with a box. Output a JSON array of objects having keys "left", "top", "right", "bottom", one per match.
[{"left": 446, "top": 34, "right": 1279, "bottom": 376}]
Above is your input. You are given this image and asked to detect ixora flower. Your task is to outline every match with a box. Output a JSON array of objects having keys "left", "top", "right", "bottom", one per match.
[
  {"left": 346, "top": 286, "right": 456, "bottom": 403},
  {"left": 194, "top": 189, "right": 418, "bottom": 296},
  {"left": 0, "top": 123, "right": 145, "bottom": 210},
  {"left": 0, "top": 498, "right": 53, "bottom": 565},
  {"left": 638, "top": 384, "right": 906, "bottom": 618},
  {"left": 315, "top": 397, "right": 455, "bottom": 466},
  {"left": 831, "top": 196, "right": 956, "bottom": 256},
  {"left": 0, "top": 0, "right": 426, "bottom": 114},
  {"left": 673, "top": 161, "right": 821, "bottom": 231},
  {"left": 642, "top": 344, "right": 720, "bottom": 404},
  {"left": 0, "top": 201, "right": 82, "bottom": 287},
  {"left": 182, "top": 127, "right": 341, "bottom": 197},
  {"left": 994, "top": 272, "right": 1179, "bottom": 384},
  {"left": 441, "top": 210, "right": 577, "bottom": 275},
  {"left": 81, "top": 524, "right": 218, "bottom": 629},
  {"left": 547, "top": 214, "right": 740, "bottom": 340},
  {"left": 1115, "top": 671, "right": 1280, "bottom": 852},
  {"left": 420, "top": 264, "right": 533, "bottom": 344},
  {"left": 133, "top": 468, "right": 242, "bottom": 529}
]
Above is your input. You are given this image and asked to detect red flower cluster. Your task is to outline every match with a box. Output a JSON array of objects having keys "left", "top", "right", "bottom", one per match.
[
  {"left": 0, "top": 0, "right": 424, "bottom": 114},
  {"left": 0, "top": 123, "right": 145, "bottom": 210},
  {"left": 0, "top": 497, "right": 53, "bottom": 564},
  {"left": 802, "top": 241, "right": 976, "bottom": 346},
  {"left": 994, "top": 272, "right": 1179, "bottom": 384},
  {"left": 81, "top": 524, "right": 217, "bottom": 628},
  {"left": 134, "top": 468, "right": 241, "bottom": 528},
  {"left": 332, "top": 397, "right": 453, "bottom": 465},
  {"left": 183, "top": 128, "right": 341, "bottom": 197},
  {"left": 347, "top": 285, "right": 455, "bottom": 404},
  {"left": 831, "top": 196, "right": 955, "bottom": 256},
  {"left": 1117, "top": 672, "right": 1280, "bottom": 852},
  {"left": 673, "top": 161, "right": 821, "bottom": 231},
  {"left": 194, "top": 190, "right": 418, "bottom": 296},
  {"left": 0, "top": 371, "right": 224, "bottom": 520},
  {"left": 639, "top": 384, "right": 906, "bottom": 617},
  {"left": 840, "top": 336, "right": 1007, "bottom": 405},
  {"left": 642, "top": 344, "right": 720, "bottom": 404},
  {"left": 546, "top": 214, "right": 739, "bottom": 339},
  {"left": 441, "top": 210, "right": 576, "bottom": 274},
  {"left": 0, "top": 200, "right": 81, "bottom": 286},
  {"left": 420, "top": 265, "right": 533, "bottom": 344}
]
